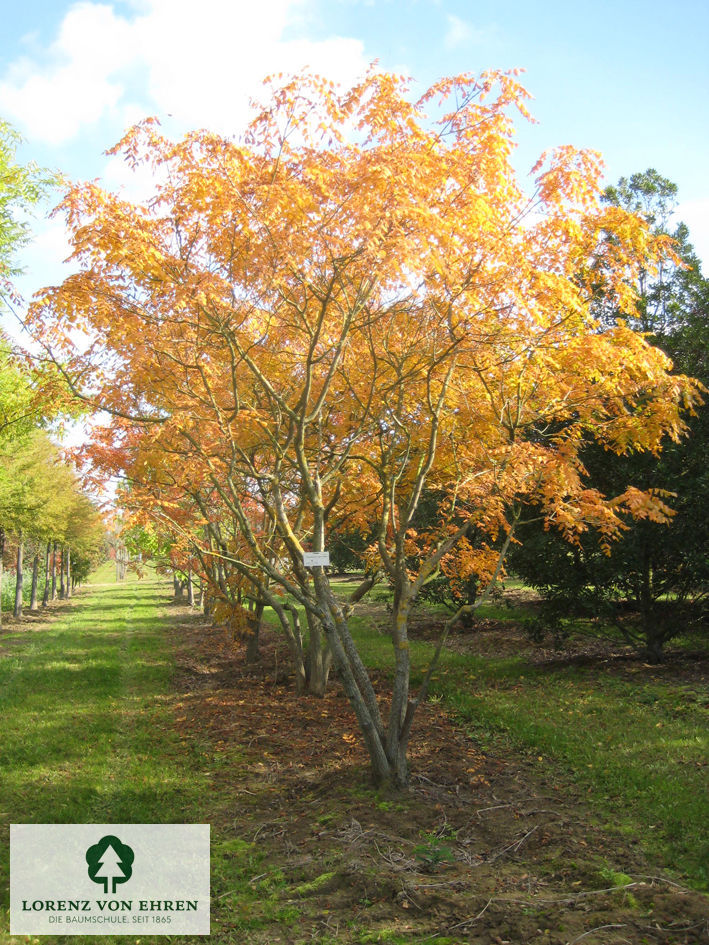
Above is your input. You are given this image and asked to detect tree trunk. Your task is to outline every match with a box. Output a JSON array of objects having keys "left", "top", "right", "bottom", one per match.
[
  {"left": 322, "top": 609, "right": 394, "bottom": 784},
  {"left": 309, "top": 570, "right": 395, "bottom": 784},
  {"left": 14, "top": 535, "right": 24, "bottom": 617},
  {"left": 187, "top": 567, "right": 195, "bottom": 607},
  {"left": 30, "top": 551, "right": 40, "bottom": 611},
  {"left": 216, "top": 559, "right": 227, "bottom": 595},
  {"left": 638, "top": 545, "right": 664, "bottom": 660},
  {"left": 245, "top": 600, "right": 264, "bottom": 664},
  {"left": 386, "top": 594, "right": 412, "bottom": 780},
  {"left": 59, "top": 545, "right": 65, "bottom": 599},
  {"left": 173, "top": 571, "right": 183, "bottom": 600},
  {"left": 65, "top": 546, "right": 72, "bottom": 599},
  {"left": 305, "top": 613, "right": 333, "bottom": 696},
  {"left": 42, "top": 540, "right": 51, "bottom": 606},
  {"left": 115, "top": 543, "right": 127, "bottom": 581},
  {"left": 51, "top": 540, "right": 58, "bottom": 600}
]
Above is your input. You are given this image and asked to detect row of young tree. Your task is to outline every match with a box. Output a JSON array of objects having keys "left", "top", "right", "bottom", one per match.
[
  {"left": 25, "top": 70, "right": 703, "bottom": 786},
  {"left": 0, "top": 124, "right": 106, "bottom": 626},
  {"left": 0, "top": 338, "right": 106, "bottom": 626}
]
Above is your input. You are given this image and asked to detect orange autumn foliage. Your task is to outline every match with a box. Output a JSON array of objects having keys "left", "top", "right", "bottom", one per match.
[{"left": 27, "top": 68, "right": 701, "bottom": 784}]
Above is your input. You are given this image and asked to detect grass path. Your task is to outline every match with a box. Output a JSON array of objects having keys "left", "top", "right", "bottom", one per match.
[{"left": 0, "top": 564, "right": 210, "bottom": 942}]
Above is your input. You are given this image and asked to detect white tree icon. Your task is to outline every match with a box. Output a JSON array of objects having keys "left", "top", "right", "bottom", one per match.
[{"left": 94, "top": 842, "right": 125, "bottom": 894}]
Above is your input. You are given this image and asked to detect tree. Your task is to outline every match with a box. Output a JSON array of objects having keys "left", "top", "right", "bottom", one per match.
[
  {"left": 0, "top": 120, "right": 78, "bottom": 621},
  {"left": 28, "top": 71, "right": 700, "bottom": 785},
  {"left": 0, "top": 119, "right": 51, "bottom": 285},
  {"left": 511, "top": 170, "right": 708, "bottom": 661},
  {"left": 0, "top": 427, "right": 103, "bottom": 617}
]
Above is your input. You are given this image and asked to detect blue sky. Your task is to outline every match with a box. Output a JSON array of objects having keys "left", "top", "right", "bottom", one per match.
[{"left": 1, "top": 0, "right": 708, "bottom": 331}]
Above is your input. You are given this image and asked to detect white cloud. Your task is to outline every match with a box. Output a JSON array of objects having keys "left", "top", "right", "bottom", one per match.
[
  {"left": 0, "top": 0, "right": 368, "bottom": 145},
  {"left": 130, "top": 0, "right": 366, "bottom": 135},
  {"left": 444, "top": 14, "right": 484, "bottom": 50},
  {"left": 55, "top": 2, "right": 136, "bottom": 73},
  {"left": 445, "top": 14, "right": 468, "bottom": 48},
  {"left": 0, "top": 3, "right": 136, "bottom": 144}
]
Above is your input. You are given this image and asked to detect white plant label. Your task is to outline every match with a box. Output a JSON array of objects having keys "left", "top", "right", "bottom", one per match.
[{"left": 303, "top": 552, "right": 330, "bottom": 567}]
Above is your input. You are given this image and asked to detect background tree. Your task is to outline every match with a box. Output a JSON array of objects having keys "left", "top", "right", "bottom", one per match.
[
  {"left": 0, "top": 118, "right": 52, "bottom": 295},
  {"left": 0, "top": 118, "right": 92, "bottom": 620},
  {"left": 62, "top": 490, "right": 106, "bottom": 587},
  {"left": 599, "top": 169, "right": 685, "bottom": 333},
  {"left": 0, "top": 338, "right": 35, "bottom": 625},
  {"left": 511, "top": 170, "right": 708, "bottom": 661},
  {"left": 0, "top": 426, "right": 104, "bottom": 617}
]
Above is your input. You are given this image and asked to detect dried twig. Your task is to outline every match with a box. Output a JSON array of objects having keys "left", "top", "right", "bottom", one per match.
[
  {"left": 635, "top": 874, "right": 693, "bottom": 892},
  {"left": 476, "top": 803, "right": 514, "bottom": 815},
  {"left": 486, "top": 824, "right": 539, "bottom": 862},
  {"left": 372, "top": 838, "right": 417, "bottom": 872},
  {"left": 566, "top": 925, "right": 626, "bottom": 945},
  {"left": 411, "top": 879, "right": 468, "bottom": 890},
  {"left": 640, "top": 919, "right": 709, "bottom": 934},
  {"left": 447, "top": 897, "right": 493, "bottom": 930}
]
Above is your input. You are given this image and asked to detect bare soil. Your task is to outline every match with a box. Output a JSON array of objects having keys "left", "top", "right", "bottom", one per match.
[{"left": 170, "top": 604, "right": 709, "bottom": 945}]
